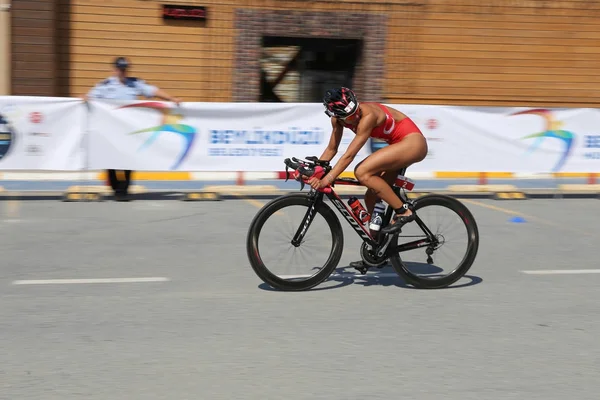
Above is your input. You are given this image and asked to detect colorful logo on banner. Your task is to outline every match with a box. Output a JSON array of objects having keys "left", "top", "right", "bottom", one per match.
[
  {"left": 118, "top": 102, "right": 196, "bottom": 169},
  {"left": 511, "top": 109, "right": 575, "bottom": 172},
  {"left": 0, "top": 113, "right": 15, "bottom": 161}
]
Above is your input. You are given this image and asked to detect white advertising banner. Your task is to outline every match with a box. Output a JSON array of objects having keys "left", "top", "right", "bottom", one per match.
[
  {"left": 374, "top": 105, "right": 600, "bottom": 174},
  {"left": 87, "top": 100, "right": 371, "bottom": 172},
  {"left": 0, "top": 96, "right": 86, "bottom": 170},
  {"left": 0, "top": 96, "right": 598, "bottom": 174}
]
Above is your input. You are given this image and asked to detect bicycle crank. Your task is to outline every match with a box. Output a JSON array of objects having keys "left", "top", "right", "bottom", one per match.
[{"left": 360, "top": 242, "right": 388, "bottom": 269}]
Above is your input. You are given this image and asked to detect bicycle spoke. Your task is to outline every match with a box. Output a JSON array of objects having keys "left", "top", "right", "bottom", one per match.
[
  {"left": 254, "top": 202, "right": 334, "bottom": 281},
  {"left": 391, "top": 196, "right": 475, "bottom": 285}
]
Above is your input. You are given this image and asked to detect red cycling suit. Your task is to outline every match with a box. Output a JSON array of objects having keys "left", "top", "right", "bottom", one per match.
[{"left": 340, "top": 102, "right": 423, "bottom": 145}]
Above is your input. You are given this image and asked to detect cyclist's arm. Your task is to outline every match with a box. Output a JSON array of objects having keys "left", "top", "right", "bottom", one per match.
[
  {"left": 319, "top": 117, "right": 344, "bottom": 162},
  {"left": 324, "top": 113, "right": 377, "bottom": 184}
]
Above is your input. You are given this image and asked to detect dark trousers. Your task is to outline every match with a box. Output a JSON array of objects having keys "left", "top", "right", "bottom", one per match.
[{"left": 107, "top": 169, "right": 132, "bottom": 195}]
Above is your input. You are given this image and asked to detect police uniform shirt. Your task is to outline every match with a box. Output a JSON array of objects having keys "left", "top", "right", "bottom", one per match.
[{"left": 87, "top": 76, "right": 157, "bottom": 100}]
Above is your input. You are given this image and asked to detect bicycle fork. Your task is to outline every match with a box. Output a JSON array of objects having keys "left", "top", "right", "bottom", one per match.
[
  {"left": 291, "top": 200, "right": 318, "bottom": 247},
  {"left": 291, "top": 189, "right": 374, "bottom": 247},
  {"left": 289, "top": 190, "right": 398, "bottom": 257}
]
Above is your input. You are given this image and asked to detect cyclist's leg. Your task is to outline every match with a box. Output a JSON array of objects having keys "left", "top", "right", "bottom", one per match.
[
  {"left": 354, "top": 132, "right": 427, "bottom": 213},
  {"left": 355, "top": 153, "right": 401, "bottom": 215},
  {"left": 362, "top": 170, "right": 397, "bottom": 215},
  {"left": 349, "top": 164, "right": 396, "bottom": 270},
  {"left": 348, "top": 133, "right": 426, "bottom": 270}
]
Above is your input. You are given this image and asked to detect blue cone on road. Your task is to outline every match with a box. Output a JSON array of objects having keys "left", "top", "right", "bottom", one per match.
[{"left": 509, "top": 216, "right": 526, "bottom": 223}]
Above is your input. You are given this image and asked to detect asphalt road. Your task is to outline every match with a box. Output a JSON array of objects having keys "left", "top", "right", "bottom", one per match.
[{"left": 1, "top": 198, "right": 599, "bottom": 399}]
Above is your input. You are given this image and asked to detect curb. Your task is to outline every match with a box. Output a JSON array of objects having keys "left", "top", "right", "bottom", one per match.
[{"left": 0, "top": 187, "right": 598, "bottom": 201}]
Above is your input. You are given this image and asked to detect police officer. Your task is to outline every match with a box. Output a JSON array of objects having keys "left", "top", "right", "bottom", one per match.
[{"left": 83, "top": 56, "right": 181, "bottom": 201}]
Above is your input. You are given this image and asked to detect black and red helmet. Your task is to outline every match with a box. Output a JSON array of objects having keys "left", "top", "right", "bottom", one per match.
[{"left": 323, "top": 87, "right": 359, "bottom": 118}]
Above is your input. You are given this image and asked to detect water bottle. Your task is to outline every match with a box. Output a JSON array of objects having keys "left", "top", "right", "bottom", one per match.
[
  {"left": 369, "top": 200, "right": 386, "bottom": 237},
  {"left": 348, "top": 196, "right": 370, "bottom": 224}
]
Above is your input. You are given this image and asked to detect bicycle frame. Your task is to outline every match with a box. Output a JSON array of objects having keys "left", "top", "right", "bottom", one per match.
[{"left": 290, "top": 168, "right": 439, "bottom": 256}]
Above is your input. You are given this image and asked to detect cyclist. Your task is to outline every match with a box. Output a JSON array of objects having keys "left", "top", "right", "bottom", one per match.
[{"left": 308, "top": 87, "right": 428, "bottom": 235}]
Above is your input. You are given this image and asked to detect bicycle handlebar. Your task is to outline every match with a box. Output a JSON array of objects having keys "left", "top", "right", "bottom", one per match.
[{"left": 284, "top": 156, "right": 333, "bottom": 192}]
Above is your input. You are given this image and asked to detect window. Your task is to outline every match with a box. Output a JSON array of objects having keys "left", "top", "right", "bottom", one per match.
[{"left": 260, "top": 37, "right": 362, "bottom": 102}]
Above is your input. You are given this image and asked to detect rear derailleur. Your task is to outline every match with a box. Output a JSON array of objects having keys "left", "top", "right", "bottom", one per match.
[
  {"left": 425, "top": 234, "right": 443, "bottom": 265},
  {"left": 426, "top": 246, "right": 434, "bottom": 265}
]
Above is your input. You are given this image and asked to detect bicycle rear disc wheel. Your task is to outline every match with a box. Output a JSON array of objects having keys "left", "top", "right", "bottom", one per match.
[
  {"left": 389, "top": 194, "right": 479, "bottom": 289},
  {"left": 246, "top": 193, "right": 344, "bottom": 291}
]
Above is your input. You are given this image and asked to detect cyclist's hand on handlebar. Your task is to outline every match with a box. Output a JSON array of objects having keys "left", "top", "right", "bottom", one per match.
[{"left": 308, "top": 176, "right": 328, "bottom": 190}]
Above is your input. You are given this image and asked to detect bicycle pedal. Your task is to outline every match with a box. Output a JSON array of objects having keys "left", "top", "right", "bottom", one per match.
[{"left": 354, "top": 266, "right": 369, "bottom": 275}]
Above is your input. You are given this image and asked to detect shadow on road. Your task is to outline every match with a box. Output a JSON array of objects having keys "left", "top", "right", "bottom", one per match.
[{"left": 258, "top": 261, "right": 482, "bottom": 292}]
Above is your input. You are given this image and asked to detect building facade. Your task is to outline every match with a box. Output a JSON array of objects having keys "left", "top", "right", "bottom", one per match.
[
  {"left": 9, "top": 0, "right": 600, "bottom": 107},
  {"left": 0, "top": 0, "right": 10, "bottom": 95}
]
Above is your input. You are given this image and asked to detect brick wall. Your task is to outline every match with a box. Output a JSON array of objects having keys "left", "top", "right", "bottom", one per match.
[{"left": 233, "top": 9, "right": 387, "bottom": 102}]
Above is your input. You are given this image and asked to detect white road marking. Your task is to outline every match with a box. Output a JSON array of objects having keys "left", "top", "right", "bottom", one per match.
[
  {"left": 521, "top": 269, "right": 600, "bottom": 275},
  {"left": 11, "top": 277, "right": 171, "bottom": 285}
]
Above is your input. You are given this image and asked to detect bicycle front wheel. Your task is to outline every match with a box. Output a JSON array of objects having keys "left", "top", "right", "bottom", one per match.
[
  {"left": 246, "top": 193, "right": 344, "bottom": 291},
  {"left": 389, "top": 194, "right": 480, "bottom": 289}
]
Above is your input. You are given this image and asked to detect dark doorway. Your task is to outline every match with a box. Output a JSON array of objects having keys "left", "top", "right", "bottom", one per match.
[{"left": 260, "top": 37, "right": 362, "bottom": 103}]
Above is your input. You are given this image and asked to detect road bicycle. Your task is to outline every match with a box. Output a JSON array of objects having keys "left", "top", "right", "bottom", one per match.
[{"left": 246, "top": 156, "right": 480, "bottom": 291}]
